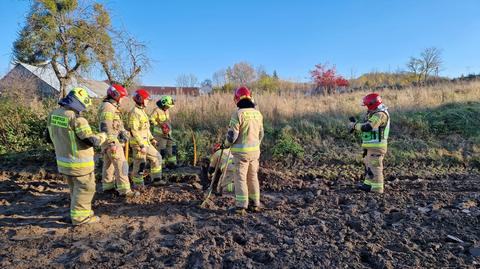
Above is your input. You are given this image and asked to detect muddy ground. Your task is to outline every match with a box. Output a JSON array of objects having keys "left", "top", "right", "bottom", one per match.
[{"left": 1, "top": 161, "right": 479, "bottom": 268}]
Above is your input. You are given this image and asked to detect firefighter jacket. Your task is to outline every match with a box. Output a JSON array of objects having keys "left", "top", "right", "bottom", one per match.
[
  {"left": 355, "top": 105, "right": 390, "bottom": 149},
  {"left": 98, "top": 100, "right": 125, "bottom": 144},
  {"left": 47, "top": 107, "right": 106, "bottom": 176},
  {"left": 150, "top": 107, "right": 171, "bottom": 137},
  {"left": 128, "top": 105, "right": 153, "bottom": 147},
  {"left": 224, "top": 108, "right": 264, "bottom": 153},
  {"left": 210, "top": 148, "right": 234, "bottom": 174}
]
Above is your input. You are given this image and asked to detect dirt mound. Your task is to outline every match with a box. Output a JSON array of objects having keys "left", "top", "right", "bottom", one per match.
[{"left": 1, "top": 164, "right": 480, "bottom": 268}]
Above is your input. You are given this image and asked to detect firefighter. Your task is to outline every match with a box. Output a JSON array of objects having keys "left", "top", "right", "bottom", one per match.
[
  {"left": 47, "top": 87, "right": 106, "bottom": 225},
  {"left": 348, "top": 93, "right": 390, "bottom": 194},
  {"left": 208, "top": 143, "right": 236, "bottom": 194},
  {"left": 98, "top": 84, "right": 135, "bottom": 197},
  {"left": 150, "top": 95, "right": 177, "bottom": 168},
  {"left": 224, "top": 86, "right": 264, "bottom": 215},
  {"left": 127, "top": 89, "right": 164, "bottom": 188}
]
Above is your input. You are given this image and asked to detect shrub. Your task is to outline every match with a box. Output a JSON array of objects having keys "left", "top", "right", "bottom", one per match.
[
  {"left": 271, "top": 126, "right": 304, "bottom": 160},
  {"left": 0, "top": 98, "right": 51, "bottom": 154}
]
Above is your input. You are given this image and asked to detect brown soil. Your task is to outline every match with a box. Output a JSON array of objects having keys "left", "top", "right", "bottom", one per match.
[{"left": 1, "top": 164, "right": 479, "bottom": 268}]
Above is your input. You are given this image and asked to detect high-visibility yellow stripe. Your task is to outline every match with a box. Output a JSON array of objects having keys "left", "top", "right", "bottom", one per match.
[
  {"left": 117, "top": 183, "right": 131, "bottom": 191},
  {"left": 75, "top": 125, "right": 92, "bottom": 135},
  {"left": 68, "top": 131, "right": 78, "bottom": 158},
  {"left": 369, "top": 115, "right": 381, "bottom": 124},
  {"left": 230, "top": 145, "right": 260, "bottom": 153},
  {"left": 132, "top": 177, "right": 144, "bottom": 184},
  {"left": 249, "top": 193, "right": 260, "bottom": 200},
  {"left": 102, "top": 182, "right": 115, "bottom": 191},
  {"left": 57, "top": 160, "right": 94, "bottom": 168},
  {"left": 151, "top": 166, "right": 162, "bottom": 173},
  {"left": 236, "top": 195, "right": 248, "bottom": 201},
  {"left": 364, "top": 180, "right": 384, "bottom": 189},
  {"left": 101, "top": 112, "right": 115, "bottom": 121},
  {"left": 70, "top": 209, "right": 92, "bottom": 218},
  {"left": 361, "top": 143, "right": 388, "bottom": 148}
]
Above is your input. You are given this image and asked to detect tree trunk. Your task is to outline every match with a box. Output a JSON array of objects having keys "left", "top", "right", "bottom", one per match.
[{"left": 59, "top": 78, "right": 68, "bottom": 99}]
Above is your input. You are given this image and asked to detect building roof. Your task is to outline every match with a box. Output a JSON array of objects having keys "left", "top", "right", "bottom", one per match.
[
  {"left": 12, "top": 62, "right": 106, "bottom": 98},
  {"left": 138, "top": 86, "right": 200, "bottom": 96},
  {"left": 77, "top": 77, "right": 109, "bottom": 98}
]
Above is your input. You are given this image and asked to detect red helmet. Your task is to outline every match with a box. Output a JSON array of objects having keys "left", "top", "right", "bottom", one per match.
[
  {"left": 234, "top": 86, "right": 252, "bottom": 104},
  {"left": 133, "top": 89, "right": 150, "bottom": 106},
  {"left": 362, "top": 93, "right": 382, "bottom": 111},
  {"left": 107, "top": 84, "right": 128, "bottom": 102},
  {"left": 211, "top": 143, "right": 221, "bottom": 154}
]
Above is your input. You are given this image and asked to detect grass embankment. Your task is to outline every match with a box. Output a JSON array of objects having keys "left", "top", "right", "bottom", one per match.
[{"left": 1, "top": 81, "right": 480, "bottom": 169}]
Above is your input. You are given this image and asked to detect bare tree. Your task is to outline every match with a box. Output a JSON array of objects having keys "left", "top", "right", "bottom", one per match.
[
  {"left": 226, "top": 62, "right": 256, "bottom": 86},
  {"left": 176, "top": 73, "right": 198, "bottom": 87},
  {"left": 420, "top": 47, "right": 442, "bottom": 81},
  {"left": 212, "top": 69, "right": 227, "bottom": 87},
  {"left": 98, "top": 29, "right": 150, "bottom": 89},
  {"left": 407, "top": 47, "right": 443, "bottom": 83},
  {"left": 407, "top": 57, "right": 423, "bottom": 83}
]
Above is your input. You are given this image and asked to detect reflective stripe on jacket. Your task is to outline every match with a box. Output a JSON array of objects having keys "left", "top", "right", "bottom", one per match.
[
  {"left": 361, "top": 109, "right": 390, "bottom": 148},
  {"left": 98, "top": 101, "right": 124, "bottom": 143},
  {"left": 47, "top": 108, "right": 96, "bottom": 176},
  {"left": 150, "top": 107, "right": 170, "bottom": 135},
  {"left": 225, "top": 108, "right": 264, "bottom": 153},
  {"left": 128, "top": 105, "right": 152, "bottom": 146},
  {"left": 210, "top": 149, "right": 235, "bottom": 173}
]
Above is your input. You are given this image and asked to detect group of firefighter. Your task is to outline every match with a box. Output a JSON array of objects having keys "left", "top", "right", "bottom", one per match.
[{"left": 46, "top": 84, "right": 390, "bottom": 226}]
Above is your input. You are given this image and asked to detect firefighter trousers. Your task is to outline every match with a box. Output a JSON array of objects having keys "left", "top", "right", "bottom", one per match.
[
  {"left": 101, "top": 143, "right": 131, "bottom": 194},
  {"left": 65, "top": 172, "right": 96, "bottom": 225},
  {"left": 363, "top": 147, "right": 386, "bottom": 193},
  {"left": 157, "top": 136, "right": 177, "bottom": 167},
  {"left": 131, "top": 144, "right": 162, "bottom": 186},
  {"left": 232, "top": 151, "right": 261, "bottom": 209}
]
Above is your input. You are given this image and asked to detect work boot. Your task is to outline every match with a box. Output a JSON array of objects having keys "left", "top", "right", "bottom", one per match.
[
  {"left": 120, "top": 190, "right": 139, "bottom": 198},
  {"left": 166, "top": 163, "right": 177, "bottom": 170},
  {"left": 356, "top": 183, "right": 372, "bottom": 192},
  {"left": 132, "top": 183, "right": 146, "bottom": 191},
  {"left": 102, "top": 188, "right": 116, "bottom": 195},
  {"left": 73, "top": 215, "right": 100, "bottom": 226},
  {"left": 152, "top": 178, "right": 167, "bottom": 186},
  {"left": 228, "top": 207, "right": 247, "bottom": 216},
  {"left": 247, "top": 205, "right": 261, "bottom": 213}
]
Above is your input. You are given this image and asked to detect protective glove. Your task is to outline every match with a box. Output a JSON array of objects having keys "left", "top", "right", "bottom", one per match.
[
  {"left": 208, "top": 167, "right": 215, "bottom": 175},
  {"left": 139, "top": 145, "right": 147, "bottom": 154},
  {"left": 118, "top": 130, "right": 130, "bottom": 143},
  {"left": 109, "top": 142, "right": 117, "bottom": 153},
  {"left": 219, "top": 143, "right": 229, "bottom": 150},
  {"left": 348, "top": 117, "right": 358, "bottom": 133},
  {"left": 348, "top": 121, "right": 358, "bottom": 133},
  {"left": 161, "top": 123, "right": 171, "bottom": 135},
  {"left": 150, "top": 138, "right": 158, "bottom": 146},
  {"left": 94, "top": 132, "right": 108, "bottom": 146}
]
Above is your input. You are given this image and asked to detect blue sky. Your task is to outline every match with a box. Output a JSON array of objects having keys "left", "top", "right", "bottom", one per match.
[{"left": 1, "top": 0, "right": 479, "bottom": 85}]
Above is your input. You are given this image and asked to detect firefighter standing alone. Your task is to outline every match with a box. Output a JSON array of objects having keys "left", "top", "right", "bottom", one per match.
[{"left": 349, "top": 93, "right": 390, "bottom": 194}]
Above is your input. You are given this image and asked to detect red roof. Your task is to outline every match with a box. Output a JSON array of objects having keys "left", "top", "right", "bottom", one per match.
[{"left": 133, "top": 86, "right": 199, "bottom": 96}]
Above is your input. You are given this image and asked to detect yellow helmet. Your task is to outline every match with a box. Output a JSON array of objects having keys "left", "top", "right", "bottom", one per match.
[{"left": 69, "top": 87, "right": 92, "bottom": 108}]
